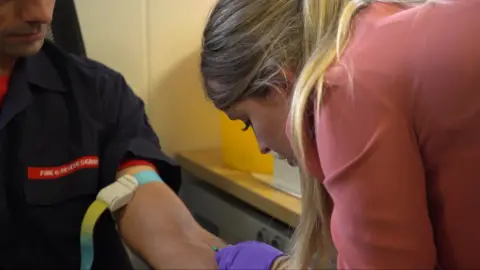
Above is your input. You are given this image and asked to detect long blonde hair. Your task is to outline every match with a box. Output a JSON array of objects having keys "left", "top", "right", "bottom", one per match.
[{"left": 201, "top": 0, "right": 431, "bottom": 268}]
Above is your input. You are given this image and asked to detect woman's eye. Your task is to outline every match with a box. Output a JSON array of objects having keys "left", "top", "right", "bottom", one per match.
[{"left": 241, "top": 121, "right": 252, "bottom": 132}]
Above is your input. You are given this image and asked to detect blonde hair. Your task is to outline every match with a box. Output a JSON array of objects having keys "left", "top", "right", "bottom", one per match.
[{"left": 201, "top": 0, "right": 432, "bottom": 268}]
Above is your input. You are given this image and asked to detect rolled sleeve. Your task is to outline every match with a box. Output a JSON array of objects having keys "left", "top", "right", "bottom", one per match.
[
  {"left": 315, "top": 76, "right": 436, "bottom": 268},
  {"left": 96, "top": 69, "right": 181, "bottom": 193}
]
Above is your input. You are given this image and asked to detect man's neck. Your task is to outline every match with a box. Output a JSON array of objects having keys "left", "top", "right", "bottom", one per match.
[{"left": 0, "top": 55, "right": 17, "bottom": 76}]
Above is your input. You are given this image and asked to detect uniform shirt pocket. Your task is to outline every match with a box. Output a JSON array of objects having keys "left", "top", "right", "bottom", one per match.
[{"left": 25, "top": 156, "right": 100, "bottom": 205}]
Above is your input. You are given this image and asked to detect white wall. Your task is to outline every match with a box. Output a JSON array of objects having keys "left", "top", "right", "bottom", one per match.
[
  {"left": 74, "top": 0, "right": 221, "bottom": 156},
  {"left": 75, "top": 0, "right": 149, "bottom": 102}
]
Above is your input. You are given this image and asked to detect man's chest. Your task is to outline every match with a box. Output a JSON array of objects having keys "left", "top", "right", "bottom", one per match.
[{"left": 0, "top": 93, "right": 106, "bottom": 235}]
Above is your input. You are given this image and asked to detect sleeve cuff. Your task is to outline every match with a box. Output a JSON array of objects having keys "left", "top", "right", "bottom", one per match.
[
  {"left": 123, "top": 138, "right": 181, "bottom": 193},
  {"left": 118, "top": 159, "right": 158, "bottom": 174}
]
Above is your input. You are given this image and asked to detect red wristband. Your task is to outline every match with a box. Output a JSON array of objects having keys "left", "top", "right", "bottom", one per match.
[{"left": 118, "top": 159, "right": 158, "bottom": 174}]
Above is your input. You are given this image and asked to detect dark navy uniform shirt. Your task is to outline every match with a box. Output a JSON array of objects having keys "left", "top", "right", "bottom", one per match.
[{"left": 0, "top": 41, "right": 180, "bottom": 269}]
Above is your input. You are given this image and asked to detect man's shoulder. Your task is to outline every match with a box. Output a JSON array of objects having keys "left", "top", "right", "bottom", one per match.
[{"left": 42, "top": 41, "right": 125, "bottom": 87}]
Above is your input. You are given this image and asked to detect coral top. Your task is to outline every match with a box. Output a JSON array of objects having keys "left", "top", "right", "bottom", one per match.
[{"left": 304, "top": 0, "right": 480, "bottom": 268}]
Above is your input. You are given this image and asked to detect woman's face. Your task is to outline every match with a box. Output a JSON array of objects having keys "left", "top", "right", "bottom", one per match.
[{"left": 224, "top": 89, "right": 297, "bottom": 165}]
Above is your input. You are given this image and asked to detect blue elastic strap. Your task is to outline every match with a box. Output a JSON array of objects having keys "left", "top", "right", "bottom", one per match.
[{"left": 133, "top": 170, "right": 163, "bottom": 185}]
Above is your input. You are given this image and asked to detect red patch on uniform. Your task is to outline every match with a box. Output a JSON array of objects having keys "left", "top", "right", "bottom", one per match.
[{"left": 28, "top": 156, "right": 99, "bottom": 180}]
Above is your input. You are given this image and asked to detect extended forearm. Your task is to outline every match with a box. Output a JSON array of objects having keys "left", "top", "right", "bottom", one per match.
[{"left": 117, "top": 181, "right": 225, "bottom": 269}]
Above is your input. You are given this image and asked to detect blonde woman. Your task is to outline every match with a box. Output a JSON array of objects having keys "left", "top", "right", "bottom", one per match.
[{"left": 201, "top": 0, "right": 480, "bottom": 269}]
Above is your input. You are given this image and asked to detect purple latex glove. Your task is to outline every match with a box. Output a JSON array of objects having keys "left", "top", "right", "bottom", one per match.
[{"left": 215, "top": 241, "right": 284, "bottom": 270}]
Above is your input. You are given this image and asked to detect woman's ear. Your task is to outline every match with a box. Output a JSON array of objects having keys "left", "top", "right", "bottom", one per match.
[
  {"left": 281, "top": 68, "right": 296, "bottom": 96},
  {"left": 263, "top": 68, "right": 296, "bottom": 104},
  {"left": 269, "top": 68, "right": 296, "bottom": 98},
  {"left": 282, "top": 68, "right": 296, "bottom": 85}
]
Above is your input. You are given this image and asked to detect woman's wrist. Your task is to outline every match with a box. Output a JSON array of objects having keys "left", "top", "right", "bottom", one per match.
[{"left": 270, "top": 255, "right": 290, "bottom": 270}]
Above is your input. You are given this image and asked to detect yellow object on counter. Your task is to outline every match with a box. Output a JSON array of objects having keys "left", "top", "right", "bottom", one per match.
[{"left": 220, "top": 113, "right": 273, "bottom": 174}]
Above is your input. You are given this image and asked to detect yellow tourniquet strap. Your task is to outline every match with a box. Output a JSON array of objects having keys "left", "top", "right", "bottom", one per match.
[
  {"left": 80, "top": 199, "right": 109, "bottom": 270},
  {"left": 79, "top": 172, "right": 165, "bottom": 269}
]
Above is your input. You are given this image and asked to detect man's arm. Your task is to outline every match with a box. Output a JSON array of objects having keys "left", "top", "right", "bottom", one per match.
[
  {"left": 116, "top": 165, "right": 225, "bottom": 269},
  {"left": 96, "top": 68, "right": 225, "bottom": 269}
]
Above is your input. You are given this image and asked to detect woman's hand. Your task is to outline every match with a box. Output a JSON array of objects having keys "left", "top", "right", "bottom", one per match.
[{"left": 215, "top": 241, "right": 284, "bottom": 270}]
